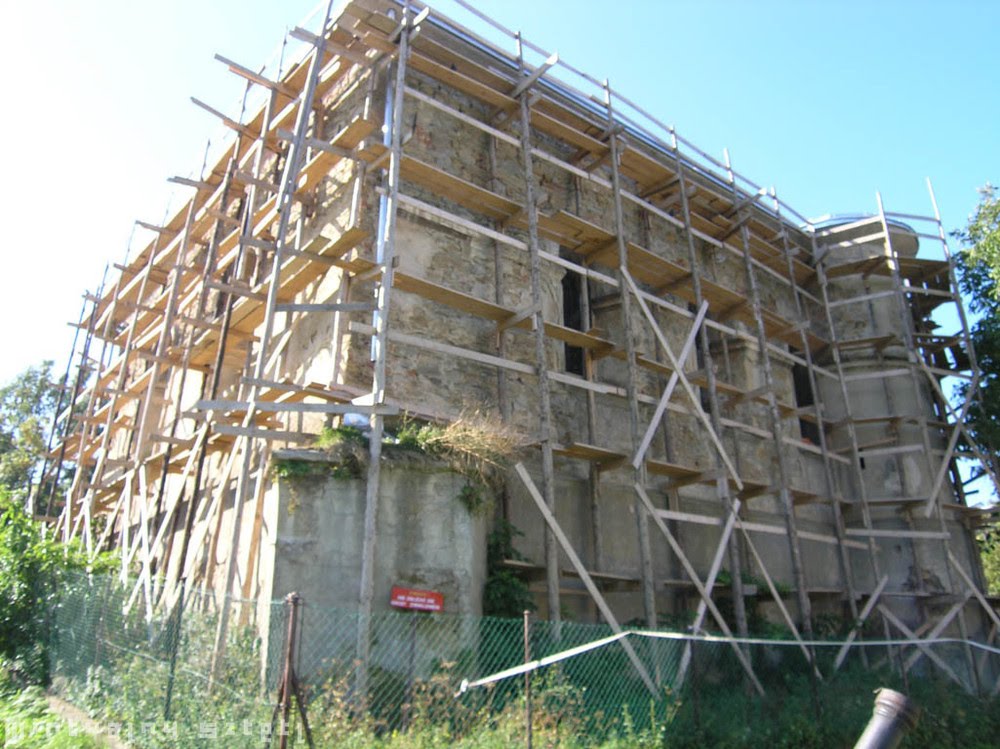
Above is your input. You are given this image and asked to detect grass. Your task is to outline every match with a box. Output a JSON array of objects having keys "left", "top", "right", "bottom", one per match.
[{"left": 0, "top": 686, "right": 106, "bottom": 748}]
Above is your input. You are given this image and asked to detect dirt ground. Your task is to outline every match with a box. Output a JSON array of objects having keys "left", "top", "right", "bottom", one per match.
[{"left": 45, "top": 694, "right": 130, "bottom": 749}]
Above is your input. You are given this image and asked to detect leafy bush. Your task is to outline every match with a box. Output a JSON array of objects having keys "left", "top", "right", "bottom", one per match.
[
  {"left": 0, "top": 491, "right": 114, "bottom": 684},
  {"left": 0, "top": 686, "right": 104, "bottom": 748},
  {"left": 483, "top": 520, "right": 534, "bottom": 618}
]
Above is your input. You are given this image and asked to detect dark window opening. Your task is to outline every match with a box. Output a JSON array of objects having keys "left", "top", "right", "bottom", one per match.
[
  {"left": 691, "top": 304, "right": 712, "bottom": 412},
  {"left": 792, "top": 361, "right": 820, "bottom": 444},
  {"left": 562, "top": 271, "right": 585, "bottom": 376}
]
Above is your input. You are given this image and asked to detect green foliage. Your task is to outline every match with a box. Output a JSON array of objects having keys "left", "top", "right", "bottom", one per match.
[
  {"left": 276, "top": 424, "right": 370, "bottom": 480},
  {"left": 954, "top": 184, "right": 1000, "bottom": 480},
  {"left": 455, "top": 483, "right": 490, "bottom": 516},
  {"left": 658, "top": 659, "right": 1000, "bottom": 749},
  {"left": 482, "top": 520, "right": 534, "bottom": 618},
  {"left": 956, "top": 184, "right": 1000, "bottom": 311},
  {"left": 709, "top": 569, "right": 800, "bottom": 638},
  {"left": 0, "top": 491, "right": 114, "bottom": 684},
  {"left": 0, "top": 686, "right": 104, "bottom": 748},
  {"left": 309, "top": 415, "right": 522, "bottom": 516},
  {"left": 271, "top": 458, "right": 359, "bottom": 481},
  {"left": 0, "top": 362, "right": 60, "bottom": 500},
  {"left": 715, "top": 568, "right": 788, "bottom": 596},
  {"left": 314, "top": 424, "right": 368, "bottom": 450},
  {"left": 955, "top": 184, "right": 1000, "bottom": 582},
  {"left": 977, "top": 527, "right": 1000, "bottom": 595},
  {"left": 389, "top": 414, "right": 522, "bottom": 518},
  {"left": 43, "top": 574, "right": 1000, "bottom": 749}
]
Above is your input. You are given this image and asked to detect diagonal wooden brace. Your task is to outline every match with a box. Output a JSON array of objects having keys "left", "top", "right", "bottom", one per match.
[
  {"left": 632, "top": 301, "right": 708, "bottom": 469},
  {"left": 877, "top": 604, "right": 967, "bottom": 690},
  {"left": 833, "top": 576, "right": 889, "bottom": 672},
  {"left": 921, "top": 367, "right": 986, "bottom": 517},
  {"left": 515, "top": 464, "right": 658, "bottom": 697},
  {"left": 733, "top": 513, "right": 821, "bottom": 678},
  {"left": 948, "top": 552, "right": 1000, "bottom": 634},
  {"left": 633, "top": 483, "right": 764, "bottom": 695},
  {"left": 675, "top": 493, "right": 740, "bottom": 685},
  {"left": 622, "top": 269, "right": 742, "bottom": 490},
  {"left": 918, "top": 365, "right": 1000, "bottom": 513},
  {"left": 903, "top": 594, "right": 971, "bottom": 673}
]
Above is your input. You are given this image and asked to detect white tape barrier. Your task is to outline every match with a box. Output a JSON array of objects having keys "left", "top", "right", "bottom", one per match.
[
  {"left": 456, "top": 632, "right": 628, "bottom": 696},
  {"left": 455, "top": 630, "right": 1000, "bottom": 696}
]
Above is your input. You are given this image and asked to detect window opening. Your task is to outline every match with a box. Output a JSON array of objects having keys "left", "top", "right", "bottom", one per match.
[
  {"left": 792, "top": 359, "right": 820, "bottom": 444},
  {"left": 562, "top": 270, "right": 584, "bottom": 376}
]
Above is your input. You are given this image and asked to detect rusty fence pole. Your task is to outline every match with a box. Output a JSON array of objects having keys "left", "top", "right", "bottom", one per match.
[
  {"left": 279, "top": 593, "right": 299, "bottom": 749},
  {"left": 267, "top": 592, "right": 313, "bottom": 749}
]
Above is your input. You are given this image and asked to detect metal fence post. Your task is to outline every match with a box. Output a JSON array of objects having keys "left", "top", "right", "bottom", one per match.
[
  {"left": 163, "top": 578, "right": 187, "bottom": 720},
  {"left": 280, "top": 593, "right": 299, "bottom": 749},
  {"left": 402, "top": 611, "right": 417, "bottom": 730},
  {"left": 267, "top": 592, "right": 313, "bottom": 749},
  {"left": 524, "top": 609, "right": 532, "bottom": 749}
]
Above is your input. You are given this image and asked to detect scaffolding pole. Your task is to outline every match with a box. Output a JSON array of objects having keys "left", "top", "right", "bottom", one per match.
[
  {"left": 357, "top": 0, "right": 413, "bottom": 702},
  {"left": 603, "top": 82, "right": 656, "bottom": 628},
  {"left": 515, "top": 31, "right": 562, "bottom": 627}
]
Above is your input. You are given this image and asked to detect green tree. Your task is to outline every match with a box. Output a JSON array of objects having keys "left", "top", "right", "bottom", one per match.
[
  {"left": 955, "top": 184, "right": 1000, "bottom": 593},
  {"left": 0, "top": 489, "right": 111, "bottom": 684},
  {"left": 954, "top": 184, "right": 1000, "bottom": 485},
  {"left": 0, "top": 364, "right": 101, "bottom": 684},
  {"left": 0, "top": 362, "right": 60, "bottom": 501}
]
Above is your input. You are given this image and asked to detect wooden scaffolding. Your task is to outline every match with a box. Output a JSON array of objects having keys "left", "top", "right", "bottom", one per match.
[{"left": 33, "top": 0, "right": 1000, "bottom": 694}]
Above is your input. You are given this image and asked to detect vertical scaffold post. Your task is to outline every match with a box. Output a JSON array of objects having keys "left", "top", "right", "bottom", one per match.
[
  {"left": 40, "top": 278, "right": 104, "bottom": 522},
  {"left": 524, "top": 609, "right": 533, "bottom": 749},
  {"left": 170, "top": 157, "right": 242, "bottom": 597},
  {"left": 812, "top": 224, "right": 897, "bottom": 668},
  {"left": 925, "top": 179, "right": 1000, "bottom": 494},
  {"left": 877, "top": 192, "right": 979, "bottom": 690},
  {"left": 603, "top": 81, "right": 656, "bottom": 628},
  {"left": 770, "top": 189, "right": 863, "bottom": 648},
  {"left": 357, "top": 0, "right": 413, "bottom": 703},
  {"left": 30, "top": 294, "right": 88, "bottom": 515},
  {"left": 667, "top": 130, "right": 749, "bottom": 641},
  {"left": 724, "top": 151, "right": 814, "bottom": 643},
  {"left": 514, "top": 31, "right": 560, "bottom": 628},
  {"left": 209, "top": 0, "right": 337, "bottom": 686}
]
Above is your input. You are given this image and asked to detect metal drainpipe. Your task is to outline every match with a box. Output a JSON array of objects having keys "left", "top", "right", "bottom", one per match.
[
  {"left": 369, "top": 44, "right": 395, "bottom": 365},
  {"left": 853, "top": 689, "right": 920, "bottom": 749}
]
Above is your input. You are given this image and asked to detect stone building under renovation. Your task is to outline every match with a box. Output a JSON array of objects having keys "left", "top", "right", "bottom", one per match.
[{"left": 35, "top": 0, "right": 1000, "bottom": 689}]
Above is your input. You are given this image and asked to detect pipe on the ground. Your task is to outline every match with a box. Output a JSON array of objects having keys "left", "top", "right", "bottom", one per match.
[{"left": 853, "top": 688, "right": 920, "bottom": 749}]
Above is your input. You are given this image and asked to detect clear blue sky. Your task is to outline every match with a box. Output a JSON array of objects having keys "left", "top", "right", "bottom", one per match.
[{"left": 1, "top": 0, "right": 996, "bottom": 387}]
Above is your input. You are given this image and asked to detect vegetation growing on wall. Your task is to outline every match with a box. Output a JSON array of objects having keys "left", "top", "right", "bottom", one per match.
[
  {"left": 272, "top": 411, "right": 524, "bottom": 517},
  {"left": 483, "top": 519, "right": 534, "bottom": 618}
]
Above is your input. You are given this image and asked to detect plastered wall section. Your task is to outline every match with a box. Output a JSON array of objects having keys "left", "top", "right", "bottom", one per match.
[{"left": 257, "top": 461, "right": 487, "bottom": 679}]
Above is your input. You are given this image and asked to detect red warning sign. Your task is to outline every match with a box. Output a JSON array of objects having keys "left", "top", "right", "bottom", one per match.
[{"left": 390, "top": 586, "right": 444, "bottom": 612}]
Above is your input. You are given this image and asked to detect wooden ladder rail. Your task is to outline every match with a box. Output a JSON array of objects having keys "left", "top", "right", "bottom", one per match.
[{"left": 770, "top": 188, "right": 863, "bottom": 640}]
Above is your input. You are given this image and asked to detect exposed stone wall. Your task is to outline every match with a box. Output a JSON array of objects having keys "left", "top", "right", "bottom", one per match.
[{"left": 139, "top": 39, "right": 983, "bottom": 645}]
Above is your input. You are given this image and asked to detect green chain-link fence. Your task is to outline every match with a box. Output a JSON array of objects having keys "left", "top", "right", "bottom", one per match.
[{"left": 44, "top": 573, "right": 1000, "bottom": 747}]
